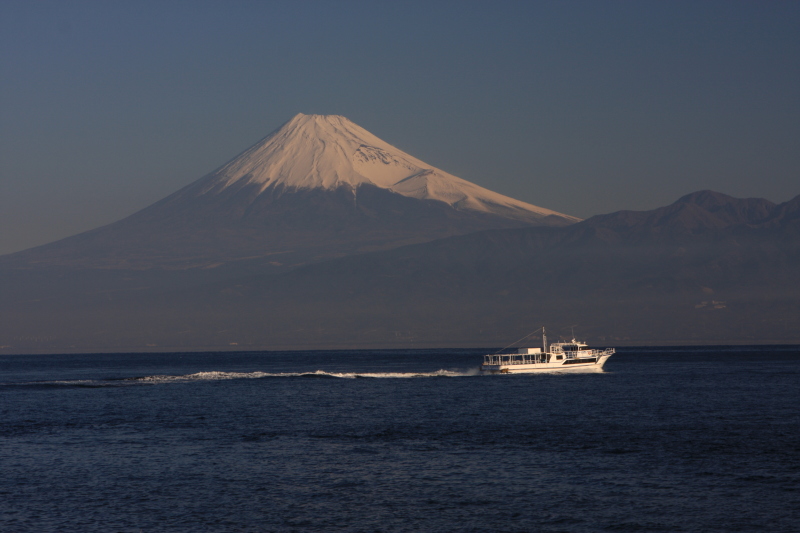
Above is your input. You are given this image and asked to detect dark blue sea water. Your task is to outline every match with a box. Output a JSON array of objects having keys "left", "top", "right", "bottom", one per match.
[{"left": 1, "top": 346, "right": 798, "bottom": 532}]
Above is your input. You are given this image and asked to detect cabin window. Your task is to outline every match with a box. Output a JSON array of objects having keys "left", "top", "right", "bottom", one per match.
[{"left": 556, "top": 355, "right": 563, "bottom": 360}]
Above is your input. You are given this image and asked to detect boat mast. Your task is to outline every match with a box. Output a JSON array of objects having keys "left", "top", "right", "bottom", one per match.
[{"left": 542, "top": 326, "right": 547, "bottom": 354}]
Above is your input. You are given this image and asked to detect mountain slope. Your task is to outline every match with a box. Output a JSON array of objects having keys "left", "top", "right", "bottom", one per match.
[
  {"left": 191, "top": 113, "right": 571, "bottom": 219},
  {"left": 195, "top": 190, "right": 797, "bottom": 346},
  {"left": 1, "top": 114, "right": 578, "bottom": 270},
  {"left": 2, "top": 191, "right": 798, "bottom": 352}
]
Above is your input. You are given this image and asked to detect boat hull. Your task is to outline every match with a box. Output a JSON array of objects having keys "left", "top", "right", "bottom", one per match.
[{"left": 480, "top": 354, "right": 613, "bottom": 374}]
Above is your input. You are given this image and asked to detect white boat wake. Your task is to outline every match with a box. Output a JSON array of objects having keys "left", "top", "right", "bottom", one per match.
[
  {"left": 4, "top": 366, "right": 600, "bottom": 388},
  {"left": 131, "top": 369, "right": 480, "bottom": 383}
]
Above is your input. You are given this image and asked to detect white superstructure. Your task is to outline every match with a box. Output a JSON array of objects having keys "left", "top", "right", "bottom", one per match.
[{"left": 481, "top": 328, "right": 615, "bottom": 373}]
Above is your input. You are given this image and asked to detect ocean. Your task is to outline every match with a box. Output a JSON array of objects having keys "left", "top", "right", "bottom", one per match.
[{"left": 1, "top": 346, "right": 798, "bottom": 532}]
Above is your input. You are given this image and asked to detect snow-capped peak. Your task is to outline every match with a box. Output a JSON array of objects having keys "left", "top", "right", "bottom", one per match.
[{"left": 201, "top": 113, "right": 579, "bottom": 222}]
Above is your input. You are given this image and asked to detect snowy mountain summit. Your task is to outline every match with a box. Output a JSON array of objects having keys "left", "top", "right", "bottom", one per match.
[
  {"left": 4, "top": 113, "right": 580, "bottom": 270},
  {"left": 194, "top": 113, "right": 578, "bottom": 224}
]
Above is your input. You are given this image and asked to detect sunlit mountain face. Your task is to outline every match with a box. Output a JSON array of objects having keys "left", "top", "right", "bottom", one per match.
[{"left": 2, "top": 114, "right": 578, "bottom": 271}]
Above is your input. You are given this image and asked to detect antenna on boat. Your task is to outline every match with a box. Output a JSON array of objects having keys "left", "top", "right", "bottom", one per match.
[{"left": 542, "top": 326, "right": 547, "bottom": 354}]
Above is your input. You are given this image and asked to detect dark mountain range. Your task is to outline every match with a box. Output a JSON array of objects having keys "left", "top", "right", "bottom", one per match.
[
  {"left": 2, "top": 190, "right": 798, "bottom": 353},
  {"left": 174, "top": 190, "right": 799, "bottom": 346}
]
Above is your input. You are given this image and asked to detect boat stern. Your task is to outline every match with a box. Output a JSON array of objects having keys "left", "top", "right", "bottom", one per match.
[{"left": 480, "top": 364, "right": 507, "bottom": 374}]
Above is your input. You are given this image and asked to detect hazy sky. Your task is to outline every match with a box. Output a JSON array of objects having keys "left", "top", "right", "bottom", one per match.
[{"left": 1, "top": 1, "right": 798, "bottom": 255}]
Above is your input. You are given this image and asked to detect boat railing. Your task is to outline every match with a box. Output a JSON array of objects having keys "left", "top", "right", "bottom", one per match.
[
  {"left": 562, "top": 348, "right": 615, "bottom": 358},
  {"left": 482, "top": 353, "right": 546, "bottom": 366}
]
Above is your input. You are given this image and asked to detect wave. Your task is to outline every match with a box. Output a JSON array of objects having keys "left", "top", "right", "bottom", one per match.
[
  {"left": 129, "top": 368, "right": 479, "bottom": 383},
  {"left": 2, "top": 368, "right": 481, "bottom": 388}
]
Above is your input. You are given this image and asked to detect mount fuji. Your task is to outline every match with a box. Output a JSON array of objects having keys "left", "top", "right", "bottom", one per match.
[{"left": 3, "top": 114, "right": 578, "bottom": 270}]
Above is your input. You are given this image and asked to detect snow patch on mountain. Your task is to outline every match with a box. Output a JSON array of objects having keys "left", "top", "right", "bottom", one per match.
[{"left": 202, "top": 113, "right": 578, "bottom": 222}]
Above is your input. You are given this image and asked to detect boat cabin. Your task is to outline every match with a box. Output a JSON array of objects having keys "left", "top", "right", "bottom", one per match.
[{"left": 482, "top": 339, "right": 600, "bottom": 367}]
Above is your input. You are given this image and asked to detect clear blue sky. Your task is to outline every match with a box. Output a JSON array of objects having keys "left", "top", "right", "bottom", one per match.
[{"left": 1, "top": 0, "right": 798, "bottom": 255}]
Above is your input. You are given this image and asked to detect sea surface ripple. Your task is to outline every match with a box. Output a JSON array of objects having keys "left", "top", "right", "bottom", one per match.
[{"left": 1, "top": 346, "right": 798, "bottom": 532}]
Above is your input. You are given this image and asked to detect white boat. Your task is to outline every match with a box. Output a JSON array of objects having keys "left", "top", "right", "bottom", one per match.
[{"left": 481, "top": 328, "right": 615, "bottom": 374}]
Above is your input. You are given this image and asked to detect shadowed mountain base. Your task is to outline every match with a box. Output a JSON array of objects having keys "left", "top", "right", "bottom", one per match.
[{"left": 2, "top": 191, "right": 798, "bottom": 353}]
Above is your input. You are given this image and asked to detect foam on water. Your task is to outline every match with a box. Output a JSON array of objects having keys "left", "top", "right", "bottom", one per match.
[
  {"left": 3, "top": 368, "right": 482, "bottom": 388},
  {"left": 132, "top": 368, "right": 477, "bottom": 382}
]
